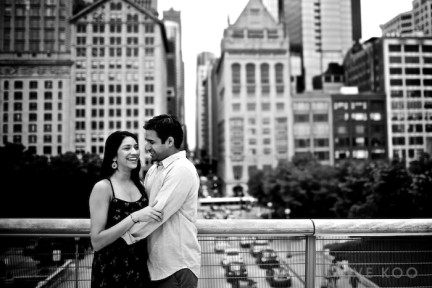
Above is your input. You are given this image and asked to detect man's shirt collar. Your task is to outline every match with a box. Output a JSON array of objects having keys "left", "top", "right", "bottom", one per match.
[{"left": 156, "top": 150, "right": 186, "bottom": 169}]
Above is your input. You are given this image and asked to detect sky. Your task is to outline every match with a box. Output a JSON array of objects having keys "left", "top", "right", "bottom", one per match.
[{"left": 157, "top": 0, "right": 414, "bottom": 151}]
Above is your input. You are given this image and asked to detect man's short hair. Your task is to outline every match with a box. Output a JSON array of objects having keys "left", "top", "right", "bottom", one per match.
[{"left": 144, "top": 114, "right": 183, "bottom": 149}]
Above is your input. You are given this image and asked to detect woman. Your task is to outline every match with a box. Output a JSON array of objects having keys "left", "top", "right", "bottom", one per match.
[{"left": 89, "top": 131, "right": 162, "bottom": 288}]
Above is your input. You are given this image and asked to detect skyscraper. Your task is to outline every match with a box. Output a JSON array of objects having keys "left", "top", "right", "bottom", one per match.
[{"left": 280, "top": 0, "right": 361, "bottom": 92}]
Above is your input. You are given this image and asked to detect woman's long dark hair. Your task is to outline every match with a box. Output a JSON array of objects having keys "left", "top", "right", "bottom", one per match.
[{"left": 100, "top": 131, "right": 144, "bottom": 194}]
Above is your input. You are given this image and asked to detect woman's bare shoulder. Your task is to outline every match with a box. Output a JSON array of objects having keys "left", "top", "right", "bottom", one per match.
[{"left": 91, "top": 179, "right": 112, "bottom": 199}]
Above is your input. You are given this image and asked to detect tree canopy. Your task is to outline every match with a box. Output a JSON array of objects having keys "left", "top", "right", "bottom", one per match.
[{"left": 248, "top": 153, "right": 432, "bottom": 219}]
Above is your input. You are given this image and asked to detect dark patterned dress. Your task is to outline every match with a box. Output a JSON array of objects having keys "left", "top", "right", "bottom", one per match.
[{"left": 91, "top": 179, "right": 152, "bottom": 288}]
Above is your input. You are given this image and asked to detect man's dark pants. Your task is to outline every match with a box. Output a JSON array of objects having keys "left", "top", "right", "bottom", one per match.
[{"left": 152, "top": 268, "right": 197, "bottom": 288}]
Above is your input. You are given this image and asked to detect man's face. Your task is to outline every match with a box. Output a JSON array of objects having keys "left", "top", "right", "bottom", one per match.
[{"left": 144, "top": 129, "right": 169, "bottom": 162}]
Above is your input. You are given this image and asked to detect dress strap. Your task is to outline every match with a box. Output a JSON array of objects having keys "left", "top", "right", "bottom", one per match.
[{"left": 107, "top": 178, "right": 116, "bottom": 198}]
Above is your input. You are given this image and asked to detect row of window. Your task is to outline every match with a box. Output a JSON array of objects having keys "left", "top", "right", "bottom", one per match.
[
  {"left": 335, "top": 137, "right": 385, "bottom": 147},
  {"left": 293, "top": 114, "right": 328, "bottom": 122},
  {"left": 392, "top": 123, "right": 432, "bottom": 133},
  {"left": 77, "top": 23, "right": 140, "bottom": 34},
  {"left": 5, "top": 102, "right": 61, "bottom": 112},
  {"left": 231, "top": 29, "right": 280, "bottom": 39},
  {"left": 76, "top": 108, "right": 140, "bottom": 118},
  {"left": 3, "top": 123, "right": 61, "bottom": 133},
  {"left": 389, "top": 56, "right": 432, "bottom": 63},
  {"left": 3, "top": 91, "right": 61, "bottom": 102},
  {"left": 232, "top": 85, "right": 285, "bottom": 94},
  {"left": 334, "top": 112, "right": 383, "bottom": 121},
  {"left": 390, "top": 89, "right": 432, "bottom": 97},
  {"left": 231, "top": 102, "right": 287, "bottom": 112},
  {"left": 294, "top": 138, "right": 329, "bottom": 148},
  {"left": 393, "top": 148, "right": 424, "bottom": 159},
  {"left": 390, "top": 78, "right": 432, "bottom": 86},
  {"left": 333, "top": 101, "right": 385, "bottom": 110},
  {"left": 3, "top": 80, "right": 60, "bottom": 90},
  {"left": 76, "top": 84, "right": 144, "bottom": 93},
  {"left": 391, "top": 101, "right": 432, "bottom": 109},
  {"left": 335, "top": 124, "right": 384, "bottom": 135},
  {"left": 76, "top": 36, "right": 152, "bottom": 45},
  {"left": 3, "top": 113, "right": 60, "bottom": 122},
  {"left": 388, "top": 44, "right": 432, "bottom": 53},
  {"left": 391, "top": 111, "right": 432, "bottom": 120},
  {"left": 335, "top": 149, "right": 386, "bottom": 160},
  {"left": 392, "top": 136, "right": 425, "bottom": 145},
  {"left": 75, "top": 120, "right": 143, "bottom": 131},
  {"left": 231, "top": 63, "right": 285, "bottom": 84},
  {"left": 76, "top": 47, "right": 153, "bottom": 57},
  {"left": 389, "top": 67, "right": 432, "bottom": 74}
]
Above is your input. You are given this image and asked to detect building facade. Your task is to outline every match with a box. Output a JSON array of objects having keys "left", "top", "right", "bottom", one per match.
[
  {"left": 380, "top": 11, "right": 414, "bottom": 37},
  {"left": 215, "top": 0, "right": 293, "bottom": 194},
  {"left": 69, "top": 0, "right": 169, "bottom": 166},
  {"left": 292, "top": 92, "right": 333, "bottom": 165},
  {"left": 280, "top": 0, "right": 361, "bottom": 92},
  {"left": 332, "top": 91, "right": 387, "bottom": 163},
  {"left": 0, "top": 0, "right": 74, "bottom": 155},
  {"left": 344, "top": 37, "right": 432, "bottom": 162}
]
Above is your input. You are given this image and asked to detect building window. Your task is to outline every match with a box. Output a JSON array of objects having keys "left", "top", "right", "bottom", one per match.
[
  {"left": 260, "top": 63, "right": 269, "bottom": 84},
  {"left": 246, "top": 63, "right": 255, "bottom": 84},
  {"left": 294, "top": 114, "right": 309, "bottom": 122}
]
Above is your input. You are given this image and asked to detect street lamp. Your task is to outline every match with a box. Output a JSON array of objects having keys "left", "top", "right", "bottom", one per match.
[
  {"left": 284, "top": 208, "right": 291, "bottom": 219},
  {"left": 267, "top": 202, "right": 273, "bottom": 219}
]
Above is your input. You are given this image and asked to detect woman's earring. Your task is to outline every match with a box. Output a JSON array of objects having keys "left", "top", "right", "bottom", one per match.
[{"left": 111, "top": 161, "right": 118, "bottom": 169}]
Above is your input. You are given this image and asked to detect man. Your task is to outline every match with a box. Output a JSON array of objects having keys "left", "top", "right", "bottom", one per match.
[{"left": 122, "top": 114, "right": 201, "bottom": 288}]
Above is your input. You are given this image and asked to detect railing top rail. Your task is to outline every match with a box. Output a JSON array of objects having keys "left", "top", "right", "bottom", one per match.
[{"left": 0, "top": 218, "right": 431, "bottom": 237}]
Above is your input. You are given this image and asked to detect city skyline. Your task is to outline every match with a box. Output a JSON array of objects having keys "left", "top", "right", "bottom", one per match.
[{"left": 157, "top": 0, "right": 413, "bottom": 151}]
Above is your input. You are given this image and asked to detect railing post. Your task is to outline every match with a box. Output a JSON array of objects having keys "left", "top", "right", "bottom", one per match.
[
  {"left": 74, "top": 237, "right": 80, "bottom": 288},
  {"left": 305, "top": 235, "right": 316, "bottom": 288}
]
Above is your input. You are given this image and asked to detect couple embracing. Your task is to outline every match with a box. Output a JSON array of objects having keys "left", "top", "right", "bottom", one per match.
[{"left": 89, "top": 114, "right": 201, "bottom": 288}]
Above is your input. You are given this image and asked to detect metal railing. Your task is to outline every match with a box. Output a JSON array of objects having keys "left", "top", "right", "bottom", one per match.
[{"left": 1, "top": 218, "right": 431, "bottom": 288}]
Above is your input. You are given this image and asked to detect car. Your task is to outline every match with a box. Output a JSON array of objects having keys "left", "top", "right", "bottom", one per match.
[
  {"left": 250, "top": 241, "right": 271, "bottom": 257},
  {"left": 231, "top": 278, "right": 258, "bottom": 288},
  {"left": 256, "top": 248, "right": 279, "bottom": 269},
  {"left": 215, "top": 239, "right": 231, "bottom": 253},
  {"left": 221, "top": 248, "right": 244, "bottom": 267},
  {"left": 240, "top": 237, "right": 255, "bottom": 248},
  {"left": 225, "top": 262, "right": 248, "bottom": 283},
  {"left": 266, "top": 265, "right": 292, "bottom": 287}
]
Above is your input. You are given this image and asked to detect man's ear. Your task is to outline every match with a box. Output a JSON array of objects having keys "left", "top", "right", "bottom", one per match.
[{"left": 167, "top": 136, "right": 175, "bottom": 147}]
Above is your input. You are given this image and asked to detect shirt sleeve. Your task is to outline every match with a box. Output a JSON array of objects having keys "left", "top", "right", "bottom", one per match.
[{"left": 122, "top": 165, "right": 196, "bottom": 244}]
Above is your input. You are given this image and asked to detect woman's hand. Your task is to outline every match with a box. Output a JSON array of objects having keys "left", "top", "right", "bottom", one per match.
[{"left": 132, "top": 201, "right": 163, "bottom": 223}]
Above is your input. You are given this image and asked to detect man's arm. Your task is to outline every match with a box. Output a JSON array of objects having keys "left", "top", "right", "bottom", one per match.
[{"left": 122, "top": 165, "right": 195, "bottom": 244}]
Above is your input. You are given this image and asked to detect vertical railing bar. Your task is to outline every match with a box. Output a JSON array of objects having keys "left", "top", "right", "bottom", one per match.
[
  {"left": 305, "top": 235, "right": 316, "bottom": 288},
  {"left": 74, "top": 237, "right": 79, "bottom": 288}
]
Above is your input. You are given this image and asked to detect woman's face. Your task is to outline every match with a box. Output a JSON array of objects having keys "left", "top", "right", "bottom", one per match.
[{"left": 115, "top": 136, "right": 140, "bottom": 170}]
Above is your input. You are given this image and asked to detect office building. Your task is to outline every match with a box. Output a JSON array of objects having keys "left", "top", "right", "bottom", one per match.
[
  {"left": 280, "top": 0, "right": 361, "bottom": 92},
  {"left": 380, "top": 11, "right": 414, "bottom": 37},
  {"left": 292, "top": 92, "right": 333, "bottom": 165},
  {"left": 0, "top": 0, "right": 74, "bottom": 155},
  {"left": 332, "top": 90, "right": 387, "bottom": 163},
  {"left": 69, "top": 0, "right": 169, "bottom": 166},
  {"left": 344, "top": 37, "right": 432, "bottom": 162}
]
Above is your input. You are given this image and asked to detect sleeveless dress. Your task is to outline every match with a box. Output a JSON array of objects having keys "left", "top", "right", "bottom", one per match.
[{"left": 91, "top": 179, "right": 152, "bottom": 288}]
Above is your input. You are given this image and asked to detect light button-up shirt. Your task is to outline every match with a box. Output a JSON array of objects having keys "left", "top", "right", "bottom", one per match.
[{"left": 122, "top": 151, "right": 201, "bottom": 281}]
